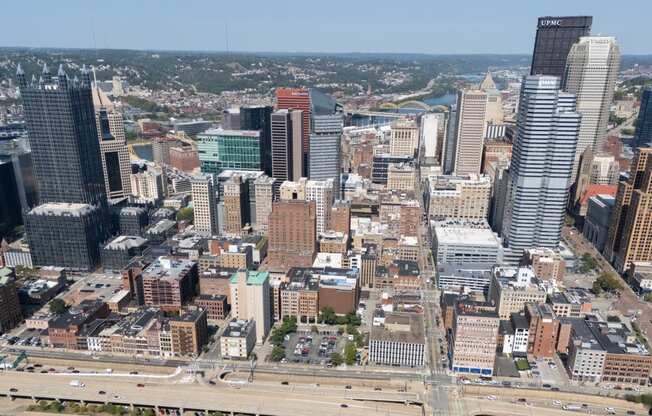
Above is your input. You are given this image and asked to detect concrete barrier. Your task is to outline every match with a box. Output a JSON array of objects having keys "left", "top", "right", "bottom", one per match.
[{"left": 462, "top": 384, "right": 647, "bottom": 411}]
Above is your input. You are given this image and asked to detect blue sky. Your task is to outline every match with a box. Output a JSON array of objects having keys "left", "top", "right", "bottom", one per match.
[{"left": 1, "top": 0, "right": 649, "bottom": 54}]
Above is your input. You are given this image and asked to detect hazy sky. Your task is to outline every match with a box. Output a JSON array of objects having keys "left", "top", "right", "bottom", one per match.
[{"left": 2, "top": 0, "right": 650, "bottom": 54}]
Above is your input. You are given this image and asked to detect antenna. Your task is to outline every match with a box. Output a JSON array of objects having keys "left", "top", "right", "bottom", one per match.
[{"left": 225, "top": 21, "right": 230, "bottom": 56}]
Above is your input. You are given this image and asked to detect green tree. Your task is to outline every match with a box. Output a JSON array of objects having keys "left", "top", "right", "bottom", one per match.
[
  {"left": 594, "top": 272, "right": 624, "bottom": 293},
  {"left": 644, "top": 293, "right": 652, "bottom": 302},
  {"left": 49, "top": 298, "right": 68, "bottom": 315},
  {"left": 330, "top": 352, "right": 344, "bottom": 366},
  {"left": 344, "top": 342, "right": 357, "bottom": 365},
  {"left": 177, "top": 207, "right": 194, "bottom": 223},
  {"left": 319, "top": 306, "right": 337, "bottom": 325},
  {"left": 579, "top": 253, "right": 598, "bottom": 273},
  {"left": 270, "top": 346, "right": 286, "bottom": 362}
]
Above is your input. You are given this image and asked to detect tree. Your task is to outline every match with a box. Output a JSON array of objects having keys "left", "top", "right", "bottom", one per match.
[
  {"left": 330, "top": 352, "right": 344, "bottom": 366},
  {"left": 579, "top": 253, "right": 598, "bottom": 273},
  {"left": 319, "top": 307, "right": 337, "bottom": 325},
  {"left": 592, "top": 280, "right": 603, "bottom": 295},
  {"left": 644, "top": 293, "right": 652, "bottom": 302},
  {"left": 594, "top": 272, "right": 624, "bottom": 293},
  {"left": 270, "top": 346, "right": 285, "bottom": 362},
  {"left": 344, "top": 342, "right": 357, "bottom": 366},
  {"left": 49, "top": 298, "right": 68, "bottom": 315},
  {"left": 176, "top": 207, "right": 194, "bottom": 223}
]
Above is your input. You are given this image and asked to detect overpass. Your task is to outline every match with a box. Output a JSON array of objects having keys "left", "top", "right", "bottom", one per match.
[{"left": 0, "top": 372, "right": 422, "bottom": 416}]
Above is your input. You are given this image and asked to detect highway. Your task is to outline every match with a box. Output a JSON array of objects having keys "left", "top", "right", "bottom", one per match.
[{"left": 0, "top": 372, "right": 423, "bottom": 416}]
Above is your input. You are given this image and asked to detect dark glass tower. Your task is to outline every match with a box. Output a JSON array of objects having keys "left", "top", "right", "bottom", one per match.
[
  {"left": 635, "top": 87, "right": 652, "bottom": 149},
  {"left": 18, "top": 64, "right": 108, "bottom": 270},
  {"left": 530, "top": 16, "right": 592, "bottom": 78},
  {"left": 240, "top": 106, "right": 273, "bottom": 176}
]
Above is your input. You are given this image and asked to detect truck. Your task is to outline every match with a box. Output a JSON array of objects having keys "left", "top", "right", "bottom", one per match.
[
  {"left": 562, "top": 404, "right": 581, "bottom": 411},
  {"left": 69, "top": 380, "right": 85, "bottom": 388}
]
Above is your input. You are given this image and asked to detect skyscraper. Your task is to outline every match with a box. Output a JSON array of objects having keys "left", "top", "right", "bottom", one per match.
[
  {"left": 191, "top": 174, "right": 219, "bottom": 235},
  {"left": 604, "top": 149, "right": 652, "bottom": 270},
  {"left": 389, "top": 118, "right": 419, "bottom": 157},
  {"left": 501, "top": 76, "right": 581, "bottom": 262},
  {"left": 240, "top": 105, "right": 273, "bottom": 175},
  {"left": 563, "top": 36, "right": 620, "bottom": 161},
  {"left": 268, "top": 199, "right": 317, "bottom": 270},
  {"left": 634, "top": 87, "right": 652, "bottom": 149},
  {"left": 276, "top": 88, "right": 311, "bottom": 175},
  {"left": 92, "top": 85, "right": 131, "bottom": 199},
  {"left": 270, "top": 109, "right": 302, "bottom": 182},
  {"left": 197, "top": 129, "right": 263, "bottom": 175},
  {"left": 452, "top": 89, "right": 488, "bottom": 175},
  {"left": 530, "top": 16, "right": 593, "bottom": 78},
  {"left": 309, "top": 114, "right": 342, "bottom": 195},
  {"left": 19, "top": 64, "right": 108, "bottom": 270}
]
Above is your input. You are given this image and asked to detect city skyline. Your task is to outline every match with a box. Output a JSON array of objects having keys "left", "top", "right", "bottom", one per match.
[{"left": 2, "top": 1, "right": 652, "bottom": 54}]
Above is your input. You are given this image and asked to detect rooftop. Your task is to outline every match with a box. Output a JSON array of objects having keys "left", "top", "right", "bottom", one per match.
[
  {"left": 433, "top": 220, "right": 499, "bottom": 247},
  {"left": 370, "top": 312, "right": 424, "bottom": 344},
  {"left": 143, "top": 257, "right": 196, "bottom": 281},
  {"left": 104, "top": 235, "right": 148, "bottom": 250},
  {"left": 29, "top": 202, "right": 97, "bottom": 217},
  {"left": 223, "top": 319, "right": 254, "bottom": 338},
  {"left": 229, "top": 270, "right": 269, "bottom": 285}
]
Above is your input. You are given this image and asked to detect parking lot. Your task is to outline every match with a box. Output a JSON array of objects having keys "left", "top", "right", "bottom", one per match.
[{"left": 282, "top": 331, "right": 347, "bottom": 366}]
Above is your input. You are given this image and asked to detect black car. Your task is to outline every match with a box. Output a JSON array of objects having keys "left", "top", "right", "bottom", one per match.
[
  {"left": 340, "top": 404, "right": 348, "bottom": 408},
  {"left": 345, "top": 385, "right": 352, "bottom": 389},
  {"left": 98, "top": 391, "right": 106, "bottom": 395},
  {"left": 281, "top": 381, "right": 289, "bottom": 385},
  {"left": 9, "top": 388, "right": 17, "bottom": 393}
]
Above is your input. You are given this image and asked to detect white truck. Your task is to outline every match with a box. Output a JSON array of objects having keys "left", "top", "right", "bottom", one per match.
[
  {"left": 69, "top": 380, "right": 85, "bottom": 388},
  {"left": 562, "top": 404, "right": 581, "bottom": 411}
]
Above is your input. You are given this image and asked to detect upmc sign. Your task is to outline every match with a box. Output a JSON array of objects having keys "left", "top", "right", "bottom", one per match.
[{"left": 540, "top": 19, "right": 561, "bottom": 27}]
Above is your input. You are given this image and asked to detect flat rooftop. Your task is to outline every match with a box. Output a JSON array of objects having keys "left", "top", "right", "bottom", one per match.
[
  {"left": 143, "top": 257, "right": 195, "bottom": 280},
  {"left": 370, "top": 312, "right": 424, "bottom": 344},
  {"left": 434, "top": 220, "right": 499, "bottom": 247},
  {"left": 29, "top": 202, "right": 96, "bottom": 217}
]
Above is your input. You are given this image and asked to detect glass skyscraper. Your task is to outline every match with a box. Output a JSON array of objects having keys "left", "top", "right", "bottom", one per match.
[
  {"left": 635, "top": 87, "right": 652, "bottom": 149},
  {"left": 501, "top": 76, "right": 581, "bottom": 263},
  {"left": 240, "top": 106, "right": 273, "bottom": 176},
  {"left": 197, "top": 129, "right": 262, "bottom": 175},
  {"left": 530, "top": 16, "right": 592, "bottom": 78}
]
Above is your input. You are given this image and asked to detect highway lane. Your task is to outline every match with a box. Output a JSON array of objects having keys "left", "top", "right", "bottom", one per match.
[{"left": 0, "top": 372, "right": 423, "bottom": 416}]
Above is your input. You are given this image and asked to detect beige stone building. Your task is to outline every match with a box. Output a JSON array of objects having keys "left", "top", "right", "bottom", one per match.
[
  {"left": 191, "top": 174, "right": 219, "bottom": 234},
  {"left": 453, "top": 89, "right": 487, "bottom": 175},
  {"left": 389, "top": 118, "right": 419, "bottom": 157},
  {"left": 451, "top": 304, "right": 499, "bottom": 376},
  {"left": 427, "top": 174, "right": 490, "bottom": 220},
  {"left": 253, "top": 175, "right": 277, "bottom": 233},
  {"left": 387, "top": 162, "right": 417, "bottom": 192},
  {"left": 488, "top": 267, "right": 548, "bottom": 319},
  {"left": 223, "top": 175, "right": 244, "bottom": 235}
]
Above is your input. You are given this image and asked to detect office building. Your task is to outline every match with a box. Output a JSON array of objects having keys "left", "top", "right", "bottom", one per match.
[
  {"left": 229, "top": 270, "right": 270, "bottom": 344},
  {"left": 169, "top": 308, "right": 208, "bottom": 356},
  {"left": 276, "top": 88, "right": 311, "bottom": 174},
  {"left": 152, "top": 137, "right": 178, "bottom": 165},
  {"left": 330, "top": 201, "right": 351, "bottom": 236},
  {"left": 525, "top": 303, "right": 559, "bottom": 358},
  {"left": 548, "top": 290, "right": 592, "bottom": 318},
  {"left": 191, "top": 174, "right": 219, "bottom": 235},
  {"left": 222, "top": 108, "right": 240, "bottom": 130},
  {"left": 118, "top": 207, "right": 148, "bottom": 236},
  {"left": 583, "top": 194, "right": 615, "bottom": 253},
  {"left": 452, "top": 89, "right": 487, "bottom": 175},
  {"left": 222, "top": 175, "right": 246, "bottom": 235},
  {"left": 634, "top": 87, "right": 652, "bottom": 148},
  {"left": 101, "top": 236, "right": 148, "bottom": 272},
  {"left": 142, "top": 257, "right": 198, "bottom": 311},
  {"left": 501, "top": 76, "right": 581, "bottom": 262},
  {"left": 488, "top": 267, "right": 548, "bottom": 318},
  {"left": 253, "top": 175, "right": 277, "bottom": 233},
  {"left": 194, "top": 294, "right": 228, "bottom": 321},
  {"left": 92, "top": 85, "right": 131, "bottom": 199},
  {"left": 0, "top": 269, "right": 22, "bottom": 333},
  {"left": 240, "top": 106, "right": 273, "bottom": 176},
  {"left": 169, "top": 146, "right": 199, "bottom": 172},
  {"left": 309, "top": 114, "right": 342, "bottom": 194},
  {"left": 369, "top": 313, "right": 424, "bottom": 367},
  {"left": 564, "top": 36, "right": 620, "bottom": 164},
  {"left": 501, "top": 313, "right": 529, "bottom": 356},
  {"left": 420, "top": 112, "right": 446, "bottom": 164},
  {"left": 19, "top": 65, "right": 108, "bottom": 270},
  {"left": 436, "top": 263, "right": 493, "bottom": 292},
  {"left": 451, "top": 303, "right": 499, "bottom": 376},
  {"left": 130, "top": 162, "right": 167, "bottom": 202},
  {"left": 270, "top": 109, "right": 302, "bottom": 182},
  {"left": 567, "top": 319, "right": 606, "bottom": 382},
  {"left": 172, "top": 119, "right": 213, "bottom": 137},
  {"left": 196, "top": 129, "right": 262, "bottom": 175},
  {"left": 220, "top": 319, "right": 256, "bottom": 359},
  {"left": 480, "top": 71, "right": 505, "bottom": 127},
  {"left": 317, "top": 267, "right": 359, "bottom": 315},
  {"left": 433, "top": 220, "right": 501, "bottom": 266},
  {"left": 371, "top": 154, "right": 413, "bottom": 185},
  {"left": 522, "top": 247, "right": 566, "bottom": 282},
  {"left": 605, "top": 149, "right": 652, "bottom": 271},
  {"left": 426, "top": 174, "right": 491, "bottom": 220},
  {"left": 305, "top": 179, "right": 334, "bottom": 234},
  {"left": 389, "top": 118, "right": 419, "bottom": 157},
  {"left": 268, "top": 200, "right": 317, "bottom": 269},
  {"left": 530, "top": 16, "right": 593, "bottom": 78},
  {"left": 386, "top": 162, "right": 417, "bottom": 192}
]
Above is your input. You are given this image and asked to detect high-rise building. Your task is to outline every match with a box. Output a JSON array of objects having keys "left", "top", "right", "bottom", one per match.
[
  {"left": 452, "top": 89, "right": 488, "bottom": 175},
  {"left": 169, "top": 309, "right": 208, "bottom": 356},
  {"left": 563, "top": 36, "right": 620, "bottom": 163},
  {"left": 608, "top": 152, "right": 652, "bottom": 272},
  {"left": 268, "top": 200, "right": 317, "bottom": 269},
  {"left": 92, "top": 85, "right": 131, "bottom": 199},
  {"left": 389, "top": 118, "right": 419, "bottom": 157},
  {"left": 330, "top": 201, "right": 351, "bottom": 236},
  {"left": 19, "top": 64, "right": 108, "bottom": 270},
  {"left": 130, "top": 162, "right": 167, "bottom": 202},
  {"left": 191, "top": 174, "right": 219, "bottom": 235},
  {"left": 501, "top": 76, "right": 581, "bottom": 262},
  {"left": 634, "top": 87, "right": 652, "bottom": 149},
  {"left": 530, "top": 16, "right": 593, "bottom": 78},
  {"left": 0, "top": 268, "right": 22, "bottom": 333},
  {"left": 223, "top": 175, "right": 245, "bottom": 236},
  {"left": 270, "top": 109, "right": 303, "bottom": 182},
  {"left": 480, "top": 71, "right": 505, "bottom": 128},
  {"left": 309, "top": 114, "right": 342, "bottom": 195},
  {"left": 229, "top": 270, "right": 271, "bottom": 344},
  {"left": 306, "top": 179, "right": 334, "bottom": 235},
  {"left": 253, "top": 175, "right": 277, "bottom": 233},
  {"left": 420, "top": 113, "right": 446, "bottom": 165},
  {"left": 197, "top": 129, "right": 262, "bottom": 175},
  {"left": 152, "top": 137, "right": 178, "bottom": 166},
  {"left": 426, "top": 174, "right": 491, "bottom": 220},
  {"left": 451, "top": 303, "right": 499, "bottom": 376},
  {"left": 276, "top": 88, "right": 311, "bottom": 174},
  {"left": 240, "top": 106, "right": 273, "bottom": 175}
]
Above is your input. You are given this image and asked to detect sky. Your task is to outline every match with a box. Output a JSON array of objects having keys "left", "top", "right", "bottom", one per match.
[{"left": 1, "top": 0, "right": 650, "bottom": 54}]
